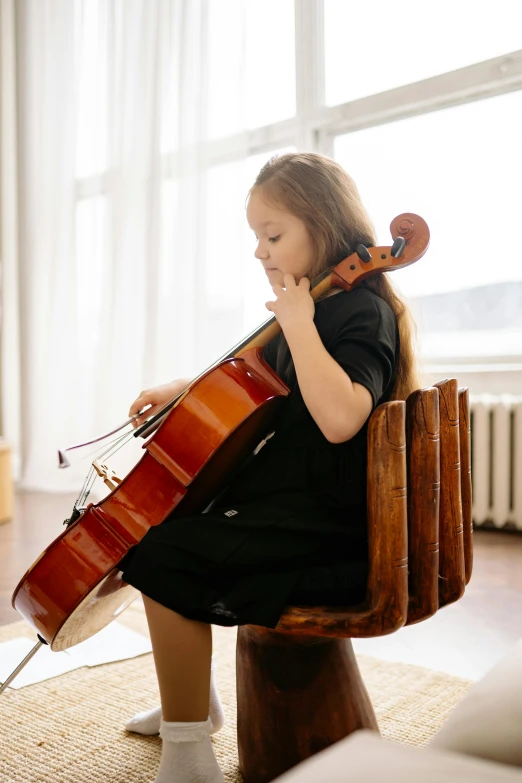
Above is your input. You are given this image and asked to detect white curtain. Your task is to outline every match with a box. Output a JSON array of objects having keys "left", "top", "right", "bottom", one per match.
[
  {"left": 1, "top": 0, "right": 249, "bottom": 493},
  {"left": 0, "top": 0, "right": 22, "bottom": 481}
]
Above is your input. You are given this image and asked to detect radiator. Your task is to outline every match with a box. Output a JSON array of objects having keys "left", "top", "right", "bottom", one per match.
[{"left": 470, "top": 394, "right": 522, "bottom": 530}]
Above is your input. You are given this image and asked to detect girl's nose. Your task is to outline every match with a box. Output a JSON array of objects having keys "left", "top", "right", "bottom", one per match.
[{"left": 254, "top": 243, "right": 268, "bottom": 261}]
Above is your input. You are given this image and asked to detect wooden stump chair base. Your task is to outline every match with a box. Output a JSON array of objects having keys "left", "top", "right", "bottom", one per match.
[
  {"left": 235, "top": 380, "right": 473, "bottom": 783},
  {"left": 236, "top": 626, "right": 378, "bottom": 783}
]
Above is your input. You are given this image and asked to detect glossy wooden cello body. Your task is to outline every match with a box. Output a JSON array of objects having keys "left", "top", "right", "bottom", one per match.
[{"left": 12, "top": 214, "right": 429, "bottom": 651}]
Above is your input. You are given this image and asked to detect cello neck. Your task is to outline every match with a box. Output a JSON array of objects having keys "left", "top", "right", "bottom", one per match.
[
  {"left": 135, "top": 212, "right": 430, "bottom": 438},
  {"left": 234, "top": 270, "right": 334, "bottom": 357}
]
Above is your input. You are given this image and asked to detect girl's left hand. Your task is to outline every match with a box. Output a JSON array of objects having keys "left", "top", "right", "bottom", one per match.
[{"left": 265, "top": 274, "right": 315, "bottom": 332}]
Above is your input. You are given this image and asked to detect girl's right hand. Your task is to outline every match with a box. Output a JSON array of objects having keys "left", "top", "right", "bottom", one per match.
[{"left": 128, "top": 378, "right": 192, "bottom": 428}]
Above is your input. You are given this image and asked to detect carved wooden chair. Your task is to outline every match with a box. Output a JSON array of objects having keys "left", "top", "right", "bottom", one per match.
[{"left": 235, "top": 378, "right": 473, "bottom": 783}]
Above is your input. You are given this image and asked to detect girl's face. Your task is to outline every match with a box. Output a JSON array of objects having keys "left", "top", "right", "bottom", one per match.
[{"left": 246, "top": 188, "right": 315, "bottom": 288}]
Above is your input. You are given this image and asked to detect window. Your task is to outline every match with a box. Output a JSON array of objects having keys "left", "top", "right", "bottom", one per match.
[
  {"left": 75, "top": 196, "right": 109, "bottom": 358},
  {"left": 324, "top": 0, "right": 522, "bottom": 106},
  {"left": 207, "top": 0, "right": 296, "bottom": 139},
  {"left": 73, "top": 0, "right": 522, "bottom": 374},
  {"left": 199, "top": 148, "right": 295, "bottom": 371},
  {"left": 333, "top": 90, "right": 522, "bottom": 297}
]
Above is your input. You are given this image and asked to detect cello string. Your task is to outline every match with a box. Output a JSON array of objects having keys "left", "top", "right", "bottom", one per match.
[
  {"left": 94, "top": 430, "right": 136, "bottom": 464},
  {"left": 77, "top": 430, "right": 134, "bottom": 464},
  {"left": 77, "top": 427, "right": 140, "bottom": 507},
  {"left": 78, "top": 471, "right": 95, "bottom": 508},
  {"left": 71, "top": 408, "right": 155, "bottom": 513},
  {"left": 71, "top": 277, "right": 332, "bottom": 512},
  {"left": 131, "top": 273, "right": 335, "bottom": 440},
  {"left": 72, "top": 430, "right": 134, "bottom": 509}
]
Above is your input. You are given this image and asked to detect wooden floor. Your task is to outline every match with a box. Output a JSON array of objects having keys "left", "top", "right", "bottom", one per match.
[{"left": 2, "top": 490, "right": 522, "bottom": 681}]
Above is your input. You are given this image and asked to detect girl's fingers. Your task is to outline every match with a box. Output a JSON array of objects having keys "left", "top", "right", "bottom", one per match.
[
  {"left": 131, "top": 404, "right": 154, "bottom": 428},
  {"left": 129, "top": 392, "right": 152, "bottom": 418},
  {"left": 128, "top": 402, "right": 142, "bottom": 418},
  {"left": 129, "top": 405, "right": 144, "bottom": 419}
]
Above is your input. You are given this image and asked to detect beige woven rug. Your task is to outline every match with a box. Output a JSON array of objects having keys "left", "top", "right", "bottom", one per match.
[{"left": 0, "top": 601, "right": 472, "bottom": 783}]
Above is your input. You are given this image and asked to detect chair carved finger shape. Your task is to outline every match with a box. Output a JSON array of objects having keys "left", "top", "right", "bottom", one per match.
[{"left": 236, "top": 378, "right": 473, "bottom": 783}]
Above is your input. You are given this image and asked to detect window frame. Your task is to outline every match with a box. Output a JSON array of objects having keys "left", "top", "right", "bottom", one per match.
[
  {"left": 75, "top": 1, "right": 522, "bottom": 198},
  {"left": 73, "top": 0, "right": 522, "bottom": 371}
]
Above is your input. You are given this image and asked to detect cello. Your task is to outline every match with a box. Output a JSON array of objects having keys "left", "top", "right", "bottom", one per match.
[{"left": 7, "top": 214, "right": 429, "bottom": 665}]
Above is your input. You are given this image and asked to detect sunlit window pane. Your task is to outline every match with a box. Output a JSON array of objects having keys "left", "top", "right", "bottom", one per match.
[
  {"left": 204, "top": 148, "right": 295, "bottom": 312},
  {"left": 207, "top": 0, "right": 296, "bottom": 139},
  {"left": 240, "top": 149, "right": 296, "bottom": 331},
  {"left": 75, "top": 196, "right": 108, "bottom": 360},
  {"left": 325, "top": 0, "right": 522, "bottom": 106},
  {"left": 159, "top": 2, "right": 192, "bottom": 155},
  {"left": 333, "top": 90, "right": 522, "bottom": 297},
  {"left": 74, "top": 0, "right": 108, "bottom": 177},
  {"left": 159, "top": 180, "right": 178, "bottom": 297},
  {"left": 205, "top": 161, "right": 245, "bottom": 310},
  {"left": 199, "top": 148, "right": 295, "bottom": 367},
  {"left": 155, "top": 179, "right": 197, "bottom": 378}
]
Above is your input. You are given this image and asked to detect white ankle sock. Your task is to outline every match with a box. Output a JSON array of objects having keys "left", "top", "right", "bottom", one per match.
[
  {"left": 154, "top": 717, "right": 224, "bottom": 783},
  {"left": 126, "top": 659, "right": 225, "bottom": 736}
]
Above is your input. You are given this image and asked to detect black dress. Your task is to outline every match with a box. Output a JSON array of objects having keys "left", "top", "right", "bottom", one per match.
[{"left": 121, "top": 285, "right": 399, "bottom": 629}]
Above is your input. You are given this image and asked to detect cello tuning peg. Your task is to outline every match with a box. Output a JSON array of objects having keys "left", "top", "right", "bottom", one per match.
[
  {"left": 391, "top": 237, "right": 406, "bottom": 258},
  {"left": 356, "top": 244, "right": 372, "bottom": 263}
]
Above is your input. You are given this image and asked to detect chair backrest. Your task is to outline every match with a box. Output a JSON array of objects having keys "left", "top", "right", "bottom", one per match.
[
  {"left": 363, "top": 399, "right": 409, "bottom": 634},
  {"left": 405, "top": 386, "right": 440, "bottom": 625},
  {"left": 274, "top": 380, "right": 473, "bottom": 639},
  {"left": 459, "top": 387, "right": 473, "bottom": 584},
  {"left": 405, "top": 380, "right": 473, "bottom": 625},
  {"left": 434, "top": 379, "right": 466, "bottom": 607},
  {"left": 276, "top": 400, "right": 409, "bottom": 638}
]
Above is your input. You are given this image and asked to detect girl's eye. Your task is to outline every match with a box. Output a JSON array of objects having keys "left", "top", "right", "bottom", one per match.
[{"left": 268, "top": 235, "right": 280, "bottom": 243}]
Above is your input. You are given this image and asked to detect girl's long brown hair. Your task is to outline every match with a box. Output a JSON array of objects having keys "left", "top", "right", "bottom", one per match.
[{"left": 250, "top": 152, "right": 420, "bottom": 401}]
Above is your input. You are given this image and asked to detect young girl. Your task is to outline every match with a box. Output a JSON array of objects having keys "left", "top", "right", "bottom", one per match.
[{"left": 121, "top": 152, "right": 419, "bottom": 783}]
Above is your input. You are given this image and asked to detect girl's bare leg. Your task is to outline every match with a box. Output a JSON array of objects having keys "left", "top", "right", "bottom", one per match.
[
  {"left": 143, "top": 594, "right": 211, "bottom": 722},
  {"left": 142, "top": 595, "right": 223, "bottom": 782}
]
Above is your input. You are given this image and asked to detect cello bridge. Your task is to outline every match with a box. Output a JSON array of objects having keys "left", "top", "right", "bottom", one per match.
[{"left": 92, "top": 459, "right": 123, "bottom": 491}]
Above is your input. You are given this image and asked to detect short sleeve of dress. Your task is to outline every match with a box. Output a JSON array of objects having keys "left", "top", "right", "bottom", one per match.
[
  {"left": 262, "top": 333, "right": 281, "bottom": 373},
  {"left": 328, "top": 288, "right": 398, "bottom": 409}
]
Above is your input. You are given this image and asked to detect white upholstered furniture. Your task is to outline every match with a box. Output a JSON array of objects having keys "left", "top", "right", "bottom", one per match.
[{"left": 273, "top": 639, "right": 522, "bottom": 783}]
